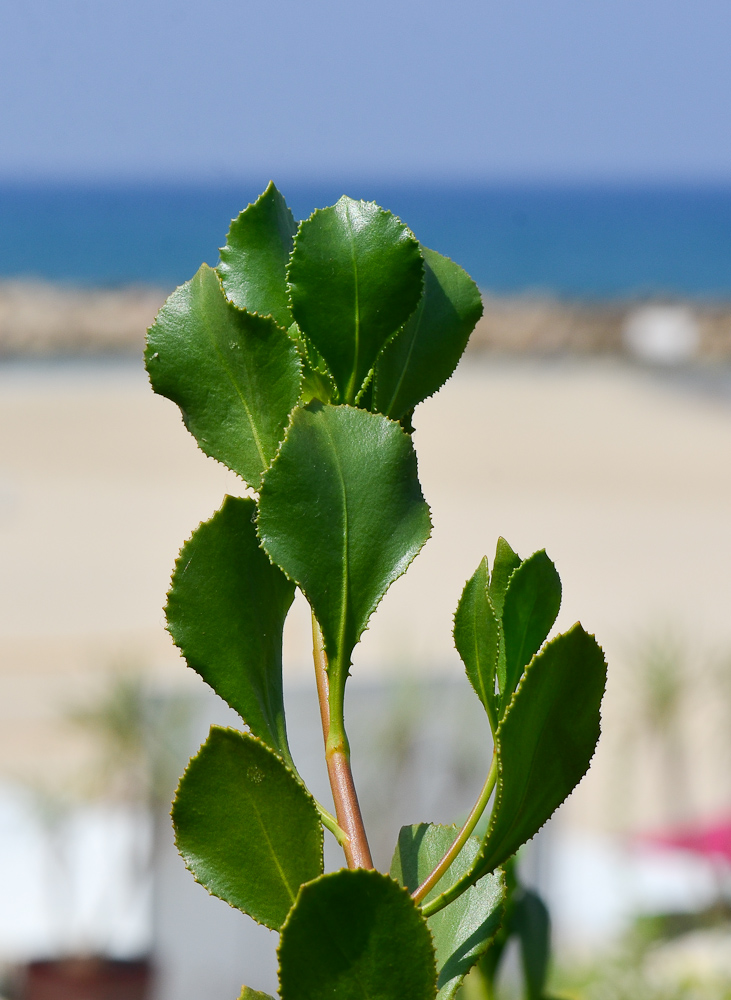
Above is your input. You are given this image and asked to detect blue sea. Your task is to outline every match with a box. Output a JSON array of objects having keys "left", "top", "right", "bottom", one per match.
[{"left": 2, "top": 182, "right": 731, "bottom": 299}]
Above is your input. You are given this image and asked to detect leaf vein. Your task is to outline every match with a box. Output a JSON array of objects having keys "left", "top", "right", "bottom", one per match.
[{"left": 199, "top": 290, "right": 268, "bottom": 473}]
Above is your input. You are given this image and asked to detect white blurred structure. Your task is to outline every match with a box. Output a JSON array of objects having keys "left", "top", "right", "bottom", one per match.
[{"left": 623, "top": 305, "right": 700, "bottom": 364}]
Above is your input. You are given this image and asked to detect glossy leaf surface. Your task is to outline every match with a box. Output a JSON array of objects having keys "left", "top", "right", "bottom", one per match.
[
  {"left": 258, "top": 403, "right": 431, "bottom": 694},
  {"left": 218, "top": 181, "right": 298, "bottom": 329},
  {"left": 501, "top": 550, "right": 561, "bottom": 707},
  {"left": 391, "top": 824, "right": 504, "bottom": 1000},
  {"left": 373, "top": 246, "right": 482, "bottom": 418},
  {"left": 454, "top": 557, "right": 500, "bottom": 732},
  {"left": 239, "top": 990, "right": 275, "bottom": 1000},
  {"left": 474, "top": 625, "right": 606, "bottom": 878},
  {"left": 173, "top": 728, "right": 322, "bottom": 931},
  {"left": 145, "top": 264, "right": 301, "bottom": 488},
  {"left": 166, "top": 496, "right": 295, "bottom": 762},
  {"left": 278, "top": 869, "right": 436, "bottom": 1000},
  {"left": 288, "top": 197, "right": 424, "bottom": 403}
]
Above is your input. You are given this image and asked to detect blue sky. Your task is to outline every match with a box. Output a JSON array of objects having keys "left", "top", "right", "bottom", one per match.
[{"left": 2, "top": 0, "right": 731, "bottom": 183}]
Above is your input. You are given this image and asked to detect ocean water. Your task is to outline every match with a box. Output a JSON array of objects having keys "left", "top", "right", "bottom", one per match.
[{"left": 2, "top": 182, "right": 731, "bottom": 299}]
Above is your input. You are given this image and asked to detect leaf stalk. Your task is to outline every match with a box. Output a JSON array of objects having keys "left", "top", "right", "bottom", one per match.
[
  {"left": 312, "top": 613, "right": 373, "bottom": 869},
  {"left": 412, "top": 750, "right": 498, "bottom": 907}
]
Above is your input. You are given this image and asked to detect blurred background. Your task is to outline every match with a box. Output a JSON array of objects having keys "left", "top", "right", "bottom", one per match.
[{"left": 1, "top": 0, "right": 731, "bottom": 997}]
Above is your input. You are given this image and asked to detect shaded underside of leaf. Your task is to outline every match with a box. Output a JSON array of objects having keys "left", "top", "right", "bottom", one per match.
[
  {"left": 145, "top": 263, "right": 301, "bottom": 488},
  {"left": 278, "top": 868, "right": 437, "bottom": 1000},
  {"left": 373, "top": 245, "right": 483, "bottom": 419},
  {"left": 474, "top": 625, "right": 606, "bottom": 878},
  {"left": 165, "top": 495, "right": 295, "bottom": 761},
  {"left": 218, "top": 180, "right": 298, "bottom": 330},
  {"left": 454, "top": 557, "right": 500, "bottom": 732},
  {"left": 257, "top": 403, "right": 431, "bottom": 695},
  {"left": 287, "top": 197, "right": 424, "bottom": 404},
  {"left": 391, "top": 824, "right": 505, "bottom": 1000},
  {"left": 172, "top": 727, "right": 322, "bottom": 931},
  {"left": 501, "top": 550, "right": 562, "bottom": 707}
]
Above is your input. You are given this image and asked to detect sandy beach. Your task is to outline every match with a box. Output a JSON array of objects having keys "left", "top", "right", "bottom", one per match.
[
  {"left": 0, "top": 349, "right": 729, "bottom": 836},
  {"left": 0, "top": 311, "right": 730, "bottom": 983}
]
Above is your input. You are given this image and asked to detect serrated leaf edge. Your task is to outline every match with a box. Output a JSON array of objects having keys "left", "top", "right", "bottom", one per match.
[
  {"left": 255, "top": 403, "right": 433, "bottom": 672},
  {"left": 393, "top": 823, "right": 507, "bottom": 1000},
  {"left": 172, "top": 726, "right": 324, "bottom": 931},
  {"left": 285, "top": 200, "right": 425, "bottom": 404},
  {"left": 371, "top": 244, "right": 484, "bottom": 418},
  {"left": 163, "top": 496, "right": 296, "bottom": 761},
  {"left": 475, "top": 624, "right": 606, "bottom": 877},
  {"left": 452, "top": 558, "right": 501, "bottom": 731},
  {"left": 144, "top": 268, "right": 303, "bottom": 489},
  {"left": 437, "top": 868, "right": 507, "bottom": 1000},
  {"left": 277, "top": 868, "right": 438, "bottom": 998},
  {"left": 217, "top": 180, "right": 298, "bottom": 326}
]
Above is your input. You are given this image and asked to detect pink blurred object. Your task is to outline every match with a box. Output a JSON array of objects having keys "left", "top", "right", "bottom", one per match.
[{"left": 639, "top": 819, "right": 731, "bottom": 863}]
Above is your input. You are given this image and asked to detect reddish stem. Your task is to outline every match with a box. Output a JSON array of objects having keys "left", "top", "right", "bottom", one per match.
[{"left": 311, "top": 615, "right": 373, "bottom": 870}]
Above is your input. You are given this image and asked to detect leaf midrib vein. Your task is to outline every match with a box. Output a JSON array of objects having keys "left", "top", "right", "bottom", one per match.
[
  {"left": 485, "top": 667, "right": 558, "bottom": 869},
  {"left": 318, "top": 898, "right": 371, "bottom": 1000},
  {"left": 345, "top": 206, "right": 361, "bottom": 403},
  {"left": 384, "top": 294, "right": 426, "bottom": 414},
  {"left": 199, "top": 291, "right": 268, "bottom": 473},
  {"left": 245, "top": 776, "right": 298, "bottom": 905},
  {"left": 322, "top": 417, "right": 350, "bottom": 665}
]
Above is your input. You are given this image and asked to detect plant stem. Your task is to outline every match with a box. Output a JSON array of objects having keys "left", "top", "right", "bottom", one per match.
[
  {"left": 315, "top": 802, "right": 348, "bottom": 845},
  {"left": 275, "top": 739, "right": 346, "bottom": 844},
  {"left": 412, "top": 750, "right": 498, "bottom": 906},
  {"left": 311, "top": 613, "right": 373, "bottom": 869}
]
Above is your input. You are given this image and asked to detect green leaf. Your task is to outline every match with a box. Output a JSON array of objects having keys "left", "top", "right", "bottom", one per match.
[
  {"left": 489, "top": 538, "right": 521, "bottom": 696},
  {"left": 501, "top": 550, "right": 561, "bottom": 707},
  {"left": 372, "top": 246, "right": 483, "bottom": 419},
  {"left": 488, "top": 537, "right": 521, "bottom": 618},
  {"left": 287, "top": 197, "right": 424, "bottom": 404},
  {"left": 513, "top": 889, "right": 551, "bottom": 1000},
  {"left": 218, "top": 181, "right": 298, "bottom": 330},
  {"left": 239, "top": 989, "right": 275, "bottom": 1000},
  {"left": 391, "top": 824, "right": 505, "bottom": 1000},
  {"left": 288, "top": 321, "right": 338, "bottom": 405},
  {"left": 473, "top": 858, "right": 517, "bottom": 995},
  {"left": 257, "top": 403, "right": 431, "bottom": 702},
  {"left": 145, "top": 263, "right": 301, "bottom": 488},
  {"left": 278, "top": 869, "right": 437, "bottom": 1000},
  {"left": 454, "top": 558, "right": 500, "bottom": 733},
  {"left": 172, "top": 727, "right": 322, "bottom": 931},
  {"left": 473, "top": 624, "right": 606, "bottom": 879},
  {"left": 165, "top": 495, "right": 295, "bottom": 763}
]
